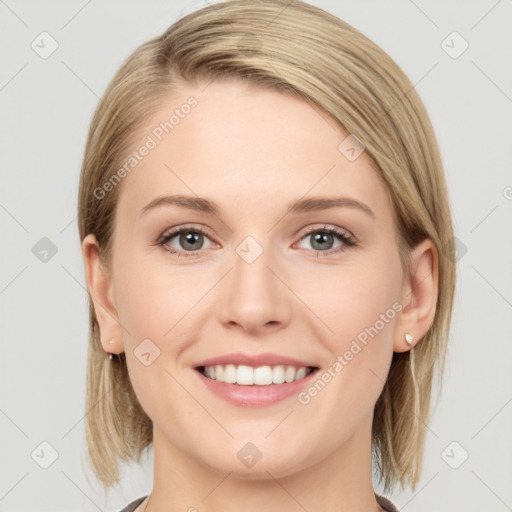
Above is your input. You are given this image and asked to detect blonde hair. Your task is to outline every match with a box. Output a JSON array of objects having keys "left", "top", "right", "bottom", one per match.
[{"left": 78, "top": 0, "right": 456, "bottom": 493}]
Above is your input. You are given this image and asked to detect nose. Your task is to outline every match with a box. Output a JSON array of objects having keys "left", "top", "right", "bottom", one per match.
[{"left": 219, "top": 245, "right": 292, "bottom": 336}]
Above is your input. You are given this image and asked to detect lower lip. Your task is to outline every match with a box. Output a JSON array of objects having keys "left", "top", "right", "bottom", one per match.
[{"left": 195, "top": 368, "right": 318, "bottom": 407}]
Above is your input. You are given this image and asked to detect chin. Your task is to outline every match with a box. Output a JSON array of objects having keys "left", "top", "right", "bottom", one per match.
[{"left": 196, "top": 446, "right": 314, "bottom": 480}]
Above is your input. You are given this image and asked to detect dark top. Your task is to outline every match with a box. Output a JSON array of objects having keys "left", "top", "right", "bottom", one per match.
[
  {"left": 119, "top": 493, "right": 399, "bottom": 512},
  {"left": 119, "top": 496, "right": 147, "bottom": 512}
]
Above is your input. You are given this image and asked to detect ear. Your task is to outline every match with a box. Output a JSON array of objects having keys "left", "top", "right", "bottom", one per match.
[
  {"left": 394, "top": 238, "right": 439, "bottom": 353},
  {"left": 81, "top": 234, "right": 124, "bottom": 355}
]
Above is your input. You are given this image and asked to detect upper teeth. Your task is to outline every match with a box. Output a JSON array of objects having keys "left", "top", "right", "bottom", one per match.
[{"left": 202, "top": 364, "right": 312, "bottom": 385}]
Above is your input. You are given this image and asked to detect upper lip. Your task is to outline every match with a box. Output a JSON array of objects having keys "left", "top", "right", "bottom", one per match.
[{"left": 194, "top": 352, "right": 318, "bottom": 369}]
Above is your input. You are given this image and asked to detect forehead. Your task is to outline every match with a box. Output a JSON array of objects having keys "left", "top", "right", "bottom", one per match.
[{"left": 115, "top": 79, "right": 391, "bottom": 220}]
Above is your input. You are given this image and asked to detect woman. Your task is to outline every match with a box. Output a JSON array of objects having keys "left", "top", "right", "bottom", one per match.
[{"left": 79, "top": 1, "right": 455, "bottom": 511}]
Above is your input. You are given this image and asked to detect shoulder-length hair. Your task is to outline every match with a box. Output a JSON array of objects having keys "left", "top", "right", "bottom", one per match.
[{"left": 78, "top": 0, "right": 456, "bottom": 493}]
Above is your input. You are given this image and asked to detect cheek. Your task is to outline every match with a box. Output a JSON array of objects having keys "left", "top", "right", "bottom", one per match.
[
  {"left": 308, "top": 255, "right": 401, "bottom": 344},
  {"left": 112, "top": 253, "right": 207, "bottom": 408},
  {"left": 113, "top": 254, "right": 199, "bottom": 424},
  {"left": 113, "top": 250, "right": 200, "bottom": 345},
  {"left": 303, "top": 253, "right": 402, "bottom": 403}
]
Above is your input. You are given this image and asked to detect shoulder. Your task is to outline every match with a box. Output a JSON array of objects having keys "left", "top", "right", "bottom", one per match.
[
  {"left": 118, "top": 495, "right": 148, "bottom": 512},
  {"left": 375, "top": 493, "right": 399, "bottom": 512}
]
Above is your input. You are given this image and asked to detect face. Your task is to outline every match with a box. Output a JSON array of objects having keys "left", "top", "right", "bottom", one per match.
[{"left": 99, "top": 79, "right": 408, "bottom": 478}]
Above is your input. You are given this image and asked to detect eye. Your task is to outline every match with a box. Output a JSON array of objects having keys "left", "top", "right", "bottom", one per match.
[
  {"left": 296, "top": 225, "right": 356, "bottom": 254},
  {"left": 156, "top": 224, "right": 356, "bottom": 258},
  {"left": 157, "top": 226, "right": 216, "bottom": 257}
]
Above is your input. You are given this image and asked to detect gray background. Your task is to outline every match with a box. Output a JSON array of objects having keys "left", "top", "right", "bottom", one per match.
[{"left": 1, "top": 1, "right": 511, "bottom": 511}]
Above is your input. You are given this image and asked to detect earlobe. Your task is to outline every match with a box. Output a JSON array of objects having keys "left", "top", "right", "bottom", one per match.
[
  {"left": 81, "top": 234, "right": 123, "bottom": 355},
  {"left": 394, "top": 239, "right": 439, "bottom": 353}
]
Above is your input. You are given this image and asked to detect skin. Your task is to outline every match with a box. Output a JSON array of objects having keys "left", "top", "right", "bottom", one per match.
[{"left": 82, "top": 79, "right": 438, "bottom": 512}]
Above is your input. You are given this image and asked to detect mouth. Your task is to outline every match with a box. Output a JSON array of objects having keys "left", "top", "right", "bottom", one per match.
[
  {"left": 192, "top": 352, "right": 321, "bottom": 407},
  {"left": 196, "top": 364, "right": 319, "bottom": 386}
]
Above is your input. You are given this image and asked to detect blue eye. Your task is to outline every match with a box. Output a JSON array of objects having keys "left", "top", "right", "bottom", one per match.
[
  {"left": 297, "top": 226, "right": 356, "bottom": 254},
  {"left": 157, "top": 224, "right": 356, "bottom": 258},
  {"left": 158, "top": 227, "right": 214, "bottom": 257}
]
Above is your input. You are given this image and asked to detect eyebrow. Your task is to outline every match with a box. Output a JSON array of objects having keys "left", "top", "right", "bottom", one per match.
[{"left": 140, "top": 194, "right": 375, "bottom": 219}]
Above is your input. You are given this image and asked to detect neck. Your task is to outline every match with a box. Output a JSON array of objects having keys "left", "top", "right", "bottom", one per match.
[{"left": 145, "top": 416, "right": 384, "bottom": 512}]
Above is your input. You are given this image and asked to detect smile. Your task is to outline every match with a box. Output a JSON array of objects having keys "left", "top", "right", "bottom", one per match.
[{"left": 198, "top": 364, "right": 316, "bottom": 386}]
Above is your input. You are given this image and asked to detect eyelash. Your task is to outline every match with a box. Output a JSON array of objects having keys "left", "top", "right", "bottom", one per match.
[{"left": 156, "top": 224, "right": 357, "bottom": 258}]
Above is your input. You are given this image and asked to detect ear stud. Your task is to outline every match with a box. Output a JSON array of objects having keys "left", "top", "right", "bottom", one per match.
[
  {"left": 108, "top": 339, "right": 114, "bottom": 359},
  {"left": 405, "top": 333, "right": 413, "bottom": 346}
]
